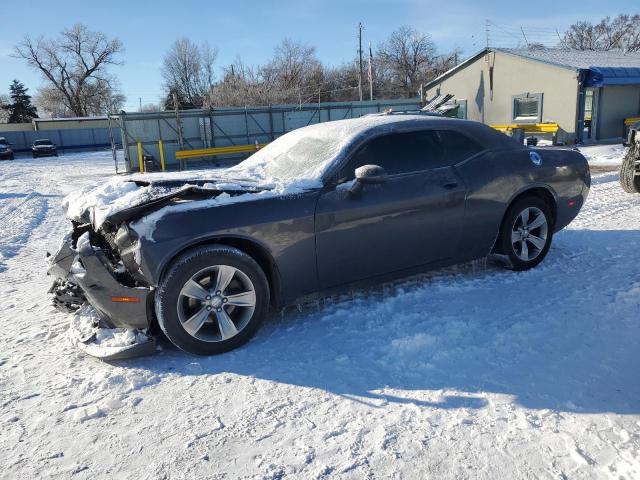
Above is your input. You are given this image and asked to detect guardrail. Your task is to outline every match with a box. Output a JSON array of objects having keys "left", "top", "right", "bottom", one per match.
[
  {"left": 175, "top": 143, "right": 268, "bottom": 160},
  {"left": 490, "top": 123, "right": 559, "bottom": 134},
  {"left": 136, "top": 141, "right": 269, "bottom": 173}
]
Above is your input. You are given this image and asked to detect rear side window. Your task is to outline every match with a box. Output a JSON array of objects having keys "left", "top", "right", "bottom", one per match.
[{"left": 438, "top": 130, "right": 483, "bottom": 164}]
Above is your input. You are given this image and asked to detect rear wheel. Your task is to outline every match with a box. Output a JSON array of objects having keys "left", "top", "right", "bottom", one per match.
[
  {"left": 155, "top": 245, "right": 269, "bottom": 355},
  {"left": 619, "top": 144, "right": 640, "bottom": 194},
  {"left": 497, "top": 197, "right": 553, "bottom": 271}
]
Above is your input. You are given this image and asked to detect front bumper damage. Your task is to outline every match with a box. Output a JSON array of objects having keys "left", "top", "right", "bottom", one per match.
[{"left": 47, "top": 233, "right": 156, "bottom": 360}]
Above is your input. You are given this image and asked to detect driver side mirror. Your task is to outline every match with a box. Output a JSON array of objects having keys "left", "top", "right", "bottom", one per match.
[{"left": 349, "top": 164, "right": 387, "bottom": 195}]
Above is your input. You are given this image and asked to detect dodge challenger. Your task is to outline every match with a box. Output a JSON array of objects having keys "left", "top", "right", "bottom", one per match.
[{"left": 47, "top": 114, "right": 590, "bottom": 358}]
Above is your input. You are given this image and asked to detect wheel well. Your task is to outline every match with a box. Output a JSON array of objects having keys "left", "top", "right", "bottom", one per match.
[
  {"left": 163, "top": 238, "right": 282, "bottom": 308},
  {"left": 508, "top": 187, "right": 557, "bottom": 227},
  {"left": 493, "top": 187, "right": 557, "bottom": 254}
]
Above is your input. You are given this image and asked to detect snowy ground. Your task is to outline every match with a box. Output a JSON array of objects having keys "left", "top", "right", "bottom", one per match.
[
  {"left": 578, "top": 144, "right": 629, "bottom": 168},
  {"left": 0, "top": 149, "right": 639, "bottom": 479}
]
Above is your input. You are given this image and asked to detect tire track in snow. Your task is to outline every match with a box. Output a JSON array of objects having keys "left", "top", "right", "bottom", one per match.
[{"left": 0, "top": 191, "right": 48, "bottom": 272}]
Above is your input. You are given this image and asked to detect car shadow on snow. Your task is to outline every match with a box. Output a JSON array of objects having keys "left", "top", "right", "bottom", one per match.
[{"left": 129, "top": 229, "right": 640, "bottom": 415}]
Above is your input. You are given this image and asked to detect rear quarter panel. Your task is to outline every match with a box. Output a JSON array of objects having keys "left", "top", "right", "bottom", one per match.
[{"left": 456, "top": 146, "right": 589, "bottom": 258}]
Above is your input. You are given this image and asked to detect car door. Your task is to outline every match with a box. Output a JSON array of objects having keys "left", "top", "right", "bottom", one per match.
[{"left": 314, "top": 129, "right": 467, "bottom": 290}]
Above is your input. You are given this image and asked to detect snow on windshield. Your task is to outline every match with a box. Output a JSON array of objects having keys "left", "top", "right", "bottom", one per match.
[{"left": 228, "top": 126, "right": 345, "bottom": 183}]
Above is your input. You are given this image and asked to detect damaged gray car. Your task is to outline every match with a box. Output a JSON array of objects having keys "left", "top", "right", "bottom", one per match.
[{"left": 48, "top": 115, "right": 590, "bottom": 359}]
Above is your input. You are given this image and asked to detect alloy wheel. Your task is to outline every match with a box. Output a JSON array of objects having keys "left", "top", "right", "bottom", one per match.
[
  {"left": 176, "top": 265, "right": 256, "bottom": 342},
  {"left": 510, "top": 206, "right": 549, "bottom": 262}
]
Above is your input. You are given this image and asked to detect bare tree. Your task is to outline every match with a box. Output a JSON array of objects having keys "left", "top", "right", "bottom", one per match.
[
  {"left": 206, "top": 29, "right": 459, "bottom": 108},
  {"left": 261, "top": 39, "right": 322, "bottom": 99},
  {"left": 561, "top": 14, "right": 640, "bottom": 52},
  {"left": 162, "top": 37, "right": 218, "bottom": 108},
  {"left": 206, "top": 40, "right": 322, "bottom": 107},
  {"left": 13, "top": 24, "right": 125, "bottom": 116},
  {"left": 139, "top": 102, "right": 161, "bottom": 113},
  {"left": 376, "top": 26, "right": 438, "bottom": 98}
]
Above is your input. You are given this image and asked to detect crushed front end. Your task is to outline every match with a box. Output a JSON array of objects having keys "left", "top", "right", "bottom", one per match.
[{"left": 47, "top": 221, "right": 156, "bottom": 360}]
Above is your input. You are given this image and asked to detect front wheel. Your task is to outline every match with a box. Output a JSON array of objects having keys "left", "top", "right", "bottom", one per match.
[
  {"left": 155, "top": 245, "right": 270, "bottom": 355},
  {"left": 497, "top": 197, "right": 553, "bottom": 271}
]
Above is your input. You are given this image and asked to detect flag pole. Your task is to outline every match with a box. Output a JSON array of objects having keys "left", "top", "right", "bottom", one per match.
[{"left": 368, "top": 41, "right": 373, "bottom": 101}]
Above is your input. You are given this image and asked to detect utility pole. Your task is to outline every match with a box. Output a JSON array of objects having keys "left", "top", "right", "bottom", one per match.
[
  {"left": 485, "top": 19, "right": 490, "bottom": 50},
  {"left": 357, "top": 22, "right": 363, "bottom": 102}
]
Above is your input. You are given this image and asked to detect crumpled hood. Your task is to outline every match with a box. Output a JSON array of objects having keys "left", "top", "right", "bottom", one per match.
[{"left": 62, "top": 175, "right": 272, "bottom": 228}]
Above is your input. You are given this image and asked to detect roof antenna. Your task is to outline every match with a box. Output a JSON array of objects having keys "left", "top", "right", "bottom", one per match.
[{"left": 521, "top": 26, "right": 529, "bottom": 47}]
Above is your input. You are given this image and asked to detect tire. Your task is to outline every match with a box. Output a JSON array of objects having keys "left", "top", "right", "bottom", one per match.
[
  {"left": 10, "top": 154, "right": 14, "bottom": 160},
  {"left": 155, "top": 245, "right": 270, "bottom": 355},
  {"left": 497, "top": 196, "right": 554, "bottom": 271},
  {"left": 619, "top": 144, "right": 640, "bottom": 194}
]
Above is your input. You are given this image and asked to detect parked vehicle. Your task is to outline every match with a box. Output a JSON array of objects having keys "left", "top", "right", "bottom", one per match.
[
  {"left": 48, "top": 115, "right": 590, "bottom": 358},
  {"left": 32, "top": 139, "right": 58, "bottom": 158},
  {"left": 620, "top": 122, "right": 640, "bottom": 194},
  {"left": 0, "top": 137, "right": 14, "bottom": 160}
]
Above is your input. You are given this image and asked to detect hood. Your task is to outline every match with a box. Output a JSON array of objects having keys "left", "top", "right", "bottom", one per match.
[{"left": 62, "top": 175, "right": 272, "bottom": 229}]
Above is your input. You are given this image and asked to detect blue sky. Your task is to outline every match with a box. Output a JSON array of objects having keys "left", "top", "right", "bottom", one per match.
[{"left": 0, "top": 0, "right": 635, "bottom": 111}]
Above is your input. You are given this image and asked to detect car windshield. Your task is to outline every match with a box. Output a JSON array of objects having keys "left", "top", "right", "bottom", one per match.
[
  {"left": 35, "top": 140, "right": 52, "bottom": 146},
  {"left": 228, "top": 127, "right": 347, "bottom": 184}
]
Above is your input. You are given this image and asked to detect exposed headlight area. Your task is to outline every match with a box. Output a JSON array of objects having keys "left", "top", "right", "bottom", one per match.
[{"left": 115, "top": 223, "right": 140, "bottom": 250}]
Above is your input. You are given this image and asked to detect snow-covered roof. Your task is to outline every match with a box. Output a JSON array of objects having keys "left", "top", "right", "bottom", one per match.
[
  {"left": 498, "top": 48, "right": 640, "bottom": 70},
  {"left": 424, "top": 47, "right": 640, "bottom": 89}
]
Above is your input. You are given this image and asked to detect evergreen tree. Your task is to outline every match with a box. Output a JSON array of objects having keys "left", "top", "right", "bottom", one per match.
[{"left": 3, "top": 80, "right": 38, "bottom": 123}]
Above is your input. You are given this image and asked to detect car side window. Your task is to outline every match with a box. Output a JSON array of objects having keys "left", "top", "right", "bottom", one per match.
[
  {"left": 437, "top": 130, "right": 484, "bottom": 164},
  {"left": 337, "top": 130, "right": 446, "bottom": 181}
]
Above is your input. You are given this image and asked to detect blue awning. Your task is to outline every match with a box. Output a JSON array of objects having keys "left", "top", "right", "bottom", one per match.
[{"left": 585, "top": 67, "right": 640, "bottom": 87}]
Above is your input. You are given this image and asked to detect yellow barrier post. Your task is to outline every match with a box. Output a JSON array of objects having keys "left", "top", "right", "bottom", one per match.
[
  {"left": 158, "top": 140, "right": 166, "bottom": 172},
  {"left": 137, "top": 142, "right": 144, "bottom": 173}
]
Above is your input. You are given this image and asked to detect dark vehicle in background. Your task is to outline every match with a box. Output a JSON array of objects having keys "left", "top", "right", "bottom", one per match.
[
  {"left": 32, "top": 139, "right": 58, "bottom": 158},
  {"left": 0, "top": 137, "right": 14, "bottom": 160},
  {"left": 620, "top": 122, "right": 640, "bottom": 194},
  {"left": 48, "top": 115, "right": 590, "bottom": 358}
]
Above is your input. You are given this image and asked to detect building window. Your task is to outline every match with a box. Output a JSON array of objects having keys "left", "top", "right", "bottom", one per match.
[{"left": 512, "top": 93, "right": 543, "bottom": 123}]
